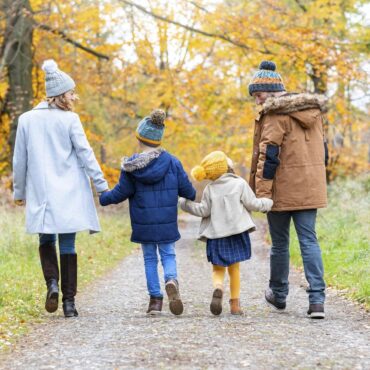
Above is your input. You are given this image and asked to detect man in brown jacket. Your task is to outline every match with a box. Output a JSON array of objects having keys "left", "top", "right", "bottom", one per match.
[{"left": 249, "top": 61, "right": 328, "bottom": 319}]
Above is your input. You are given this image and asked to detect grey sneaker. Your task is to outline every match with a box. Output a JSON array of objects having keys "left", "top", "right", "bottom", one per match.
[
  {"left": 265, "top": 288, "right": 286, "bottom": 311},
  {"left": 307, "top": 304, "right": 325, "bottom": 319}
]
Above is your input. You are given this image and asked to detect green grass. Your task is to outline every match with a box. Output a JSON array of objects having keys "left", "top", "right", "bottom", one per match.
[
  {"left": 290, "top": 175, "right": 370, "bottom": 309},
  {"left": 0, "top": 207, "right": 134, "bottom": 349}
]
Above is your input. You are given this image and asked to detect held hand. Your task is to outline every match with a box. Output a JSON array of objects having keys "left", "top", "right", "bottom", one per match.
[
  {"left": 98, "top": 189, "right": 109, "bottom": 196},
  {"left": 14, "top": 199, "right": 25, "bottom": 206},
  {"left": 264, "top": 198, "right": 273, "bottom": 213},
  {"left": 178, "top": 197, "right": 186, "bottom": 208}
]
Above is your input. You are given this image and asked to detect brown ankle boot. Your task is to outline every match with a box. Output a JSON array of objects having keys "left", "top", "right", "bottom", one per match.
[
  {"left": 210, "top": 287, "right": 223, "bottom": 316},
  {"left": 229, "top": 298, "right": 243, "bottom": 315},
  {"left": 165, "top": 280, "right": 184, "bottom": 316},
  {"left": 147, "top": 297, "right": 163, "bottom": 315}
]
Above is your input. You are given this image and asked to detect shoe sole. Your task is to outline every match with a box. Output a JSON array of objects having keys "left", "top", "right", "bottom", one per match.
[
  {"left": 230, "top": 310, "right": 244, "bottom": 315},
  {"left": 64, "top": 309, "right": 78, "bottom": 318},
  {"left": 45, "top": 291, "right": 59, "bottom": 313},
  {"left": 264, "top": 296, "right": 286, "bottom": 312},
  {"left": 308, "top": 312, "right": 325, "bottom": 319},
  {"left": 165, "top": 283, "right": 184, "bottom": 316},
  {"left": 147, "top": 310, "right": 162, "bottom": 316},
  {"left": 210, "top": 288, "right": 223, "bottom": 316}
]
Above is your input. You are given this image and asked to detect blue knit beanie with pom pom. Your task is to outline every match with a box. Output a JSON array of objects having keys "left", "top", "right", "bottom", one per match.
[{"left": 248, "top": 61, "right": 285, "bottom": 96}]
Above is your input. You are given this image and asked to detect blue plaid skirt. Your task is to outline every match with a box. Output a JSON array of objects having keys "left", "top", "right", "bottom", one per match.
[{"left": 206, "top": 231, "right": 251, "bottom": 267}]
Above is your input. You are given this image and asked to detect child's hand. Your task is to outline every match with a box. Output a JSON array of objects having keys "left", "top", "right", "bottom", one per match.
[
  {"left": 178, "top": 198, "right": 186, "bottom": 208},
  {"left": 264, "top": 198, "right": 273, "bottom": 213},
  {"left": 98, "top": 189, "right": 109, "bottom": 196}
]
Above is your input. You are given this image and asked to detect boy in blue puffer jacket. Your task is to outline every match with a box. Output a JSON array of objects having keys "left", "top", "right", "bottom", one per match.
[{"left": 99, "top": 110, "right": 196, "bottom": 316}]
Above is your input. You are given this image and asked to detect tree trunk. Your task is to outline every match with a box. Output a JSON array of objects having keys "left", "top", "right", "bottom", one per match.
[
  {"left": 311, "top": 65, "right": 327, "bottom": 94},
  {"left": 5, "top": 0, "right": 34, "bottom": 161}
]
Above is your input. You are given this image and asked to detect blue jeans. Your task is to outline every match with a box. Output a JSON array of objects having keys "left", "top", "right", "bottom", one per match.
[
  {"left": 141, "top": 243, "right": 177, "bottom": 298},
  {"left": 267, "top": 210, "right": 325, "bottom": 304},
  {"left": 39, "top": 233, "right": 76, "bottom": 255}
]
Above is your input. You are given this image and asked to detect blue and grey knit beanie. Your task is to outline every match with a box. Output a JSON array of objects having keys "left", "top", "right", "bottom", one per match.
[
  {"left": 136, "top": 110, "right": 166, "bottom": 147},
  {"left": 248, "top": 61, "right": 285, "bottom": 96},
  {"left": 42, "top": 59, "right": 76, "bottom": 98}
]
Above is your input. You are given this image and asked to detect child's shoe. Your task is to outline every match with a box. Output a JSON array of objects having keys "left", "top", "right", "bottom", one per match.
[
  {"left": 229, "top": 298, "right": 243, "bottom": 315},
  {"left": 147, "top": 297, "right": 163, "bottom": 315},
  {"left": 165, "top": 280, "right": 184, "bottom": 316},
  {"left": 210, "top": 286, "right": 223, "bottom": 316}
]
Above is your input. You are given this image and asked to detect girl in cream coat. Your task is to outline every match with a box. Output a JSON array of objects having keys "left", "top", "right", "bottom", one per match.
[{"left": 180, "top": 151, "right": 272, "bottom": 315}]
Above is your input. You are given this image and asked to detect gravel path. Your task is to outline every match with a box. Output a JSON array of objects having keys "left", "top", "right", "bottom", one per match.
[{"left": 0, "top": 215, "right": 369, "bottom": 369}]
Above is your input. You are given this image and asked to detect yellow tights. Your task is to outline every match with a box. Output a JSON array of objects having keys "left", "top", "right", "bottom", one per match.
[{"left": 212, "top": 263, "right": 240, "bottom": 299}]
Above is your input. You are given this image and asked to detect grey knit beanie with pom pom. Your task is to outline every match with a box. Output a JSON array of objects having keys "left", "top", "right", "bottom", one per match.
[
  {"left": 135, "top": 109, "right": 166, "bottom": 147},
  {"left": 248, "top": 61, "right": 285, "bottom": 96},
  {"left": 42, "top": 59, "right": 76, "bottom": 97}
]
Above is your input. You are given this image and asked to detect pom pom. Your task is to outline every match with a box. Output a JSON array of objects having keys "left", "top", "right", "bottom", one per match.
[
  {"left": 259, "top": 61, "right": 276, "bottom": 71},
  {"left": 191, "top": 165, "right": 206, "bottom": 182},
  {"left": 150, "top": 109, "right": 166, "bottom": 127},
  {"left": 42, "top": 59, "right": 58, "bottom": 73}
]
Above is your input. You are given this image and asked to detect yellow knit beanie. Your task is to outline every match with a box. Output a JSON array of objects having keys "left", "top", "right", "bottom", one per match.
[{"left": 191, "top": 151, "right": 229, "bottom": 181}]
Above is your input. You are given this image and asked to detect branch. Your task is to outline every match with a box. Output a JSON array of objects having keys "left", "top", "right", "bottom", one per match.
[
  {"left": 35, "top": 23, "right": 109, "bottom": 60},
  {"left": 294, "top": 0, "right": 307, "bottom": 12},
  {"left": 119, "top": 0, "right": 264, "bottom": 53},
  {"left": 187, "top": 1, "right": 210, "bottom": 13}
]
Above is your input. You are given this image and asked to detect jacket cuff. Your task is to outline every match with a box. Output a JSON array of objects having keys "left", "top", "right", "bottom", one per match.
[
  {"left": 256, "top": 179, "right": 273, "bottom": 199},
  {"left": 13, "top": 190, "right": 25, "bottom": 201},
  {"left": 95, "top": 180, "right": 109, "bottom": 193}
]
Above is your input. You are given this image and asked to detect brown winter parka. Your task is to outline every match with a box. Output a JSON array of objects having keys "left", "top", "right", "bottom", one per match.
[{"left": 249, "top": 93, "right": 328, "bottom": 211}]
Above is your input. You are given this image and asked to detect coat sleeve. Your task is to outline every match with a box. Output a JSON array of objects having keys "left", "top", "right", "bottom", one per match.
[
  {"left": 13, "top": 118, "right": 27, "bottom": 200},
  {"left": 256, "top": 114, "right": 286, "bottom": 198},
  {"left": 241, "top": 181, "right": 273, "bottom": 213},
  {"left": 176, "top": 160, "right": 196, "bottom": 200},
  {"left": 179, "top": 186, "right": 211, "bottom": 217},
  {"left": 69, "top": 114, "right": 108, "bottom": 193},
  {"left": 99, "top": 170, "right": 135, "bottom": 206}
]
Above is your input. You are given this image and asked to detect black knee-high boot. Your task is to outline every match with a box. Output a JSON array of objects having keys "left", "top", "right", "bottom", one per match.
[
  {"left": 60, "top": 254, "right": 78, "bottom": 317},
  {"left": 39, "top": 243, "right": 59, "bottom": 313}
]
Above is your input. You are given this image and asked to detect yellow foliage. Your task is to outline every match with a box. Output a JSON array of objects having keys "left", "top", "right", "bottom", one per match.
[{"left": 0, "top": 0, "right": 368, "bottom": 182}]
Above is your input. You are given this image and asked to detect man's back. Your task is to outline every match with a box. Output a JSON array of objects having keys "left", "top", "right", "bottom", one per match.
[{"left": 250, "top": 93, "right": 327, "bottom": 211}]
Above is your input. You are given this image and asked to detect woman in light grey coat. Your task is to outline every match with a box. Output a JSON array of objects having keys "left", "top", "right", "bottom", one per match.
[{"left": 13, "top": 59, "right": 108, "bottom": 317}]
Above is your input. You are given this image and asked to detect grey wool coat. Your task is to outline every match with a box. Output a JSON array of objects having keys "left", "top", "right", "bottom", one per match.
[{"left": 13, "top": 101, "right": 108, "bottom": 234}]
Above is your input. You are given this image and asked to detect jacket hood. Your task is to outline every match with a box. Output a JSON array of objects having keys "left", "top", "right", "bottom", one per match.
[
  {"left": 122, "top": 148, "right": 171, "bottom": 184},
  {"left": 262, "top": 93, "right": 328, "bottom": 129}
]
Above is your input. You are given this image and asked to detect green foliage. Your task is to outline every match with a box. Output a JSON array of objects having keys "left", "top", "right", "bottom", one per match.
[
  {"left": 0, "top": 208, "right": 134, "bottom": 349},
  {"left": 290, "top": 175, "right": 370, "bottom": 309}
]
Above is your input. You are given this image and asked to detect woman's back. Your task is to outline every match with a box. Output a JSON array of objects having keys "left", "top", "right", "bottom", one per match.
[{"left": 13, "top": 102, "right": 107, "bottom": 234}]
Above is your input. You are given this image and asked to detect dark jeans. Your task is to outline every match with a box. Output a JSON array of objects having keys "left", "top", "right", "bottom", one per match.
[
  {"left": 39, "top": 233, "right": 76, "bottom": 255},
  {"left": 267, "top": 210, "right": 326, "bottom": 304}
]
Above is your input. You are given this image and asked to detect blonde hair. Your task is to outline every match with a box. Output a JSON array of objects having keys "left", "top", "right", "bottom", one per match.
[{"left": 46, "top": 92, "right": 78, "bottom": 111}]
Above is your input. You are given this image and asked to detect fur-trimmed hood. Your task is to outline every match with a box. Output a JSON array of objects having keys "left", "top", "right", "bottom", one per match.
[
  {"left": 263, "top": 93, "right": 328, "bottom": 115},
  {"left": 121, "top": 148, "right": 171, "bottom": 185},
  {"left": 122, "top": 148, "right": 164, "bottom": 172}
]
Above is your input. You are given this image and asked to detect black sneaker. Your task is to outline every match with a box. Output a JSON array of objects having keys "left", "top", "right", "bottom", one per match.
[
  {"left": 265, "top": 288, "right": 286, "bottom": 311},
  {"left": 307, "top": 304, "right": 325, "bottom": 319}
]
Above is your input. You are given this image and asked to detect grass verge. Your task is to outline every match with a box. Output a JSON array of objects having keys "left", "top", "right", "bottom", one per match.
[
  {"left": 290, "top": 175, "right": 370, "bottom": 309},
  {"left": 0, "top": 207, "right": 133, "bottom": 350}
]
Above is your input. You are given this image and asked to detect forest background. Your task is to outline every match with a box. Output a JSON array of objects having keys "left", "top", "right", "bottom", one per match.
[{"left": 0, "top": 0, "right": 369, "bottom": 181}]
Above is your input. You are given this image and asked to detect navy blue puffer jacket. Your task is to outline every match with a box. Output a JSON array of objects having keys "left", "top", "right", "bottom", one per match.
[{"left": 99, "top": 149, "right": 196, "bottom": 244}]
